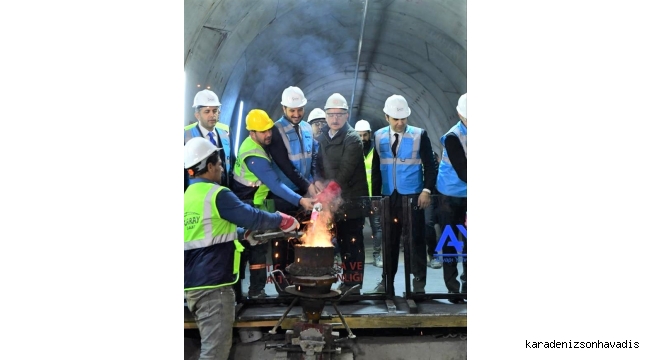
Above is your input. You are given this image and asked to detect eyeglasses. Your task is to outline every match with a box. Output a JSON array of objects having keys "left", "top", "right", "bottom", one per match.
[
  {"left": 312, "top": 121, "right": 327, "bottom": 128},
  {"left": 326, "top": 112, "right": 348, "bottom": 119}
]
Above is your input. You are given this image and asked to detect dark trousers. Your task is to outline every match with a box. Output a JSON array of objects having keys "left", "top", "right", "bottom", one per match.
[
  {"left": 424, "top": 196, "right": 441, "bottom": 258},
  {"left": 241, "top": 241, "right": 268, "bottom": 294},
  {"left": 368, "top": 213, "right": 383, "bottom": 256},
  {"left": 239, "top": 198, "right": 276, "bottom": 295},
  {"left": 438, "top": 194, "right": 467, "bottom": 294},
  {"left": 383, "top": 192, "right": 427, "bottom": 286},
  {"left": 267, "top": 193, "right": 304, "bottom": 289},
  {"left": 336, "top": 217, "right": 365, "bottom": 286}
]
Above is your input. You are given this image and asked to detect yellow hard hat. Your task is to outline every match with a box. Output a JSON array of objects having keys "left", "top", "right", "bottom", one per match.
[{"left": 246, "top": 109, "right": 274, "bottom": 131}]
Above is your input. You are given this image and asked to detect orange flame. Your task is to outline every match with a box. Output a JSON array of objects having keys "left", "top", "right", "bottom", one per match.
[
  {"left": 300, "top": 207, "right": 334, "bottom": 247},
  {"left": 300, "top": 180, "right": 342, "bottom": 248}
]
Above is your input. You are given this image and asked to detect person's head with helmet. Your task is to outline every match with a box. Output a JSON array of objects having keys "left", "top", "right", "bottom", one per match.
[
  {"left": 280, "top": 86, "right": 308, "bottom": 125},
  {"left": 383, "top": 94, "right": 411, "bottom": 133},
  {"left": 457, "top": 93, "right": 467, "bottom": 127},
  {"left": 184, "top": 137, "right": 223, "bottom": 183},
  {"left": 323, "top": 93, "right": 349, "bottom": 133},
  {"left": 193, "top": 89, "right": 222, "bottom": 132},
  {"left": 246, "top": 109, "right": 275, "bottom": 146},
  {"left": 307, "top": 108, "right": 327, "bottom": 137},
  {"left": 354, "top": 119, "right": 373, "bottom": 150}
]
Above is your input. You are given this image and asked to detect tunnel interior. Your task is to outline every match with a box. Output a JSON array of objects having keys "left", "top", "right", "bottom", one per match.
[{"left": 184, "top": 0, "right": 466, "bottom": 154}]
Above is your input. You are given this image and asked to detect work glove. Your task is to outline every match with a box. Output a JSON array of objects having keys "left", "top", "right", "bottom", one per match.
[
  {"left": 277, "top": 211, "right": 299, "bottom": 232},
  {"left": 314, "top": 181, "right": 342, "bottom": 203},
  {"left": 243, "top": 229, "right": 266, "bottom": 246}
]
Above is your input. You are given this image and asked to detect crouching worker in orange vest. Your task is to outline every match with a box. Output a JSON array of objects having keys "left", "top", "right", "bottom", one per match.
[{"left": 184, "top": 137, "right": 299, "bottom": 360}]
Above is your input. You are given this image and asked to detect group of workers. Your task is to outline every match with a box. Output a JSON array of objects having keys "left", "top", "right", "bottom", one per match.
[{"left": 184, "top": 85, "right": 467, "bottom": 359}]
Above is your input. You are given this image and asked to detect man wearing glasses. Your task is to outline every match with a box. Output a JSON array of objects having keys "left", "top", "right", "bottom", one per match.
[
  {"left": 307, "top": 107, "right": 327, "bottom": 138},
  {"left": 313, "top": 93, "right": 368, "bottom": 295},
  {"left": 307, "top": 107, "right": 327, "bottom": 188}
]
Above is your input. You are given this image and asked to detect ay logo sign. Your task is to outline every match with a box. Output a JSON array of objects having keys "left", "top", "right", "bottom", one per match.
[{"left": 435, "top": 224, "right": 466, "bottom": 254}]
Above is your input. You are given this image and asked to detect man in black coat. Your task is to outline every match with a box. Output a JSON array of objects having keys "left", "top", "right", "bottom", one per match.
[{"left": 313, "top": 93, "right": 369, "bottom": 295}]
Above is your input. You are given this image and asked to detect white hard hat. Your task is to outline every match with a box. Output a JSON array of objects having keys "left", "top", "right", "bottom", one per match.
[
  {"left": 354, "top": 119, "right": 371, "bottom": 132},
  {"left": 324, "top": 93, "right": 348, "bottom": 110},
  {"left": 307, "top": 108, "right": 326, "bottom": 123},
  {"left": 383, "top": 95, "right": 411, "bottom": 119},
  {"left": 184, "top": 137, "right": 221, "bottom": 171},
  {"left": 281, "top": 86, "right": 308, "bottom": 108},
  {"left": 193, "top": 89, "right": 221, "bottom": 108},
  {"left": 457, "top": 93, "right": 467, "bottom": 119}
]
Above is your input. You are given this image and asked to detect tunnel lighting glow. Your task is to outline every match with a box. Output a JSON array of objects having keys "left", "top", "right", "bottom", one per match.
[
  {"left": 197, "top": 84, "right": 200, "bottom": 87},
  {"left": 207, "top": 86, "right": 210, "bottom": 89},
  {"left": 234, "top": 101, "right": 244, "bottom": 157}
]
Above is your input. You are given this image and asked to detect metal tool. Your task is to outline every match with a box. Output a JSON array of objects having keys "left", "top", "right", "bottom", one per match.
[{"left": 253, "top": 230, "right": 304, "bottom": 242}]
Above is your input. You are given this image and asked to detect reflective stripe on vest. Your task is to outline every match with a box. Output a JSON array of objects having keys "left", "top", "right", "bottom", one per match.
[
  {"left": 184, "top": 124, "right": 231, "bottom": 174},
  {"left": 364, "top": 150, "right": 373, "bottom": 195},
  {"left": 184, "top": 184, "right": 237, "bottom": 250},
  {"left": 232, "top": 137, "right": 271, "bottom": 205},
  {"left": 184, "top": 183, "right": 243, "bottom": 291},
  {"left": 273, "top": 117, "right": 313, "bottom": 189},
  {"left": 436, "top": 121, "right": 467, "bottom": 197},
  {"left": 374, "top": 126, "right": 424, "bottom": 195}
]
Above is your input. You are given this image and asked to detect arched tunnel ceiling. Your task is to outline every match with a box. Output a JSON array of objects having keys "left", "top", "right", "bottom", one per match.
[{"left": 184, "top": 0, "right": 466, "bottom": 153}]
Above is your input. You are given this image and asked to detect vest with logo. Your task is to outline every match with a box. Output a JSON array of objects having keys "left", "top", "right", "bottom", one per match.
[
  {"left": 232, "top": 137, "right": 271, "bottom": 206},
  {"left": 436, "top": 121, "right": 467, "bottom": 197},
  {"left": 374, "top": 126, "right": 425, "bottom": 195},
  {"left": 271, "top": 116, "right": 313, "bottom": 191},
  {"left": 184, "top": 182, "right": 244, "bottom": 291}
]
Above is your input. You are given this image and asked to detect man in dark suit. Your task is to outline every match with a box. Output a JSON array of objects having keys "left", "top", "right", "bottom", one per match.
[{"left": 369, "top": 94, "right": 436, "bottom": 296}]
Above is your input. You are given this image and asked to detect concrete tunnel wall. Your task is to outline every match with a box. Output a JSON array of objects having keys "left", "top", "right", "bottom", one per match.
[{"left": 184, "top": 0, "right": 466, "bottom": 154}]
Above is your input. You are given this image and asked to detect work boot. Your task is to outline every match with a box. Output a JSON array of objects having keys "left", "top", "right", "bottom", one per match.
[
  {"left": 412, "top": 277, "right": 426, "bottom": 294},
  {"left": 373, "top": 253, "right": 383, "bottom": 267},
  {"left": 248, "top": 289, "right": 267, "bottom": 299},
  {"left": 337, "top": 283, "right": 361, "bottom": 295},
  {"left": 367, "top": 279, "right": 386, "bottom": 294},
  {"left": 448, "top": 292, "right": 466, "bottom": 304},
  {"left": 428, "top": 257, "right": 442, "bottom": 269}
]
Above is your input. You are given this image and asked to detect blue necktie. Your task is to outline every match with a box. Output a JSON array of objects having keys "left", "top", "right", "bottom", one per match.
[{"left": 208, "top": 132, "right": 217, "bottom": 146}]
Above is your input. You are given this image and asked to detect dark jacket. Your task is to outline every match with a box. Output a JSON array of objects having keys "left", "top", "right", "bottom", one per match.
[
  {"left": 266, "top": 122, "right": 311, "bottom": 195},
  {"left": 314, "top": 122, "right": 368, "bottom": 220}
]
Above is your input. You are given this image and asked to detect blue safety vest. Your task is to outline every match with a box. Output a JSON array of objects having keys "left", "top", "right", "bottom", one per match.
[
  {"left": 436, "top": 121, "right": 467, "bottom": 197},
  {"left": 272, "top": 116, "right": 313, "bottom": 191},
  {"left": 374, "top": 126, "right": 425, "bottom": 195},
  {"left": 184, "top": 124, "right": 231, "bottom": 175}
]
